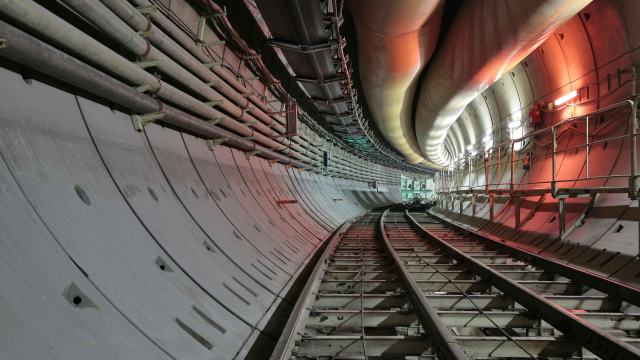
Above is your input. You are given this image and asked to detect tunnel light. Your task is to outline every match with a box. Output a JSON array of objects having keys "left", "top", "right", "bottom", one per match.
[
  {"left": 554, "top": 90, "right": 577, "bottom": 105},
  {"left": 466, "top": 145, "right": 474, "bottom": 151},
  {"left": 483, "top": 136, "right": 492, "bottom": 143}
]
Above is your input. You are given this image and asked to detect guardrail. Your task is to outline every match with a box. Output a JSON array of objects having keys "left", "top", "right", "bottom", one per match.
[
  {"left": 433, "top": 96, "right": 640, "bottom": 238},
  {"left": 435, "top": 96, "right": 640, "bottom": 198}
]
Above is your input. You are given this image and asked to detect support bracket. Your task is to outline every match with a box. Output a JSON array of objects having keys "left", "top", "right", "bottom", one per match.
[
  {"left": 206, "top": 137, "right": 228, "bottom": 150},
  {"left": 207, "top": 118, "right": 225, "bottom": 125},
  {"left": 204, "top": 100, "right": 223, "bottom": 107},
  {"left": 135, "top": 82, "right": 161, "bottom": 93},
  {"left": 245, "top": 150, "right": 261, "bottom": 159},
  {"left": 268, "top": 159, "right": 281, "bottom": 167},
  {"left": 136, "top": 5, "right": 157, "bottom": 13},
  {"left": 133, "top": 59, "right": 159, "bottom": 69},
  {"left": 132, "top": 111, "right": 165, "bottom": 131}
]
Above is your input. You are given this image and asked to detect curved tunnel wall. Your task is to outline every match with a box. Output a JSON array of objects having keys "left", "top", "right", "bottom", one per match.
[
  {"left": 436, "top": 0, "right": 640, "bottom": 291},
  {"left": 0, "top": 1, "right": 401, "bottom": 359}
]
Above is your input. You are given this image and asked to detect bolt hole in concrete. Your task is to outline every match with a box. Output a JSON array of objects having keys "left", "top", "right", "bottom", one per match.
[
  {"left": 254, "top": 225, "right": 262, "bottom": 233},
  {"left": 155, "top": 256, "right": 173, "bottom": 272},
  {"left": 232, "top": 230, "right": 243, "bottom": 240},
  {"left": 74, "top": 185, "right": 91, "bottom": 205},
  {"left": 241, "top": 189, "right": 246, "bottom": 197},
  {"left": 191, "top": 187, "right": 199, "bottom": 199},
  {"left": 220, "top": 188, "right": 227, "bottom": 198},
  {"left": 203, "top": 240, "right": 216, "bottom": 252},
  {"left": 148, "top": 186, "right": 158, "bottom": 201},
  {"left": 548, "top": 216, "right": 556, "bottom": 223},
  {"left": 615, "top": 224, "right": 624, "bottom": 233},
  {"left": 72, "top": 296, "right": 82, "bottom": 306}
]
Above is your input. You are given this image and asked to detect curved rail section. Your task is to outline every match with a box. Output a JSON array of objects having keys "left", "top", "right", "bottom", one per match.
[
  {"left": 405, "top": 210, "right": 640, "bottom": 359},
  {"left": 272, "top": 207, "right": 640, "bottom": 359}
]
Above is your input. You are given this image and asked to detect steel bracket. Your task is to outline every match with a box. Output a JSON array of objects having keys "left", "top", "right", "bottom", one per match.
[
  {"left": 136, "top": 5, "right": 157, "bottom": 13},
  {"left": 133, "top": 59, "right": 159, "bottom": 69},
  {"left": 245, "top": 150, "right": 261, "bottom": 159},
  {"left": 203, "top": 100, "right": 223, "bottom": 107},
  {"left": 132, "top": 111, "right": 164, "bottom": 131},
  {"left": 268, "top": 159, "right": 281, "bottom": 167},
  {"left": 206, "top": 137, "right": 228, "bottom": 150},
  {"left": 135, "top": 82, "right": 161, "bottom": 93},
  {"left": 206, "top": 81, "right": 220, "bottom": 87},
  {"left": 207, "top": 118, "right": 225, "bottom": 125}
]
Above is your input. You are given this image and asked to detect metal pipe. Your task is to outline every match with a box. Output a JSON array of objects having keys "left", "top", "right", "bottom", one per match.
[
  {"left": 0, "top": 19, "right": 315, "bottom": 171},
  {"left": 0, "top": 0, "right": 324, "bottom": 167},
  {"left": 347, "top": 0, "right": 444, "bottom": 164},
  {"left": 415, "top": 0, "right": 592, "bottom": 167}
]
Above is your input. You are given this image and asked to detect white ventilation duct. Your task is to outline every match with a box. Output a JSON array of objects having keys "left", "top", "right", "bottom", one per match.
[
  {"left": 347, "top": 0, "right": 444, "bottom": 164},
  {"left": 415, "top": 0, "right": 592, "bottom": 168}
]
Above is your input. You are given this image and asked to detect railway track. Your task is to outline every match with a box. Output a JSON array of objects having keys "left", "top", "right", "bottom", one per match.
[{"left": 270, "top": 208, "right": 640, "bottom": 359}]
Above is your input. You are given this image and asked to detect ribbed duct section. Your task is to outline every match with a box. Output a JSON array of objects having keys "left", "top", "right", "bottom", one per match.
[
  {"left": 347, "top": 0, "right": 444, "bottom": 165},
  {"left": 415, "top": 0, "right": 592, "bottom": 168}
]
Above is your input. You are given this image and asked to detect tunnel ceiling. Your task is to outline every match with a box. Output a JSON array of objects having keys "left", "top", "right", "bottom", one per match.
[{"left": 237, "top": 0, "right": 601, "bottom": 171}]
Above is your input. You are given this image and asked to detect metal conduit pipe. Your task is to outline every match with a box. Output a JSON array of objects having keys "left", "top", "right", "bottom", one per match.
[
  {"left": 0, "top": 20, "right": 315, "bottom": 171},
  {"left": 102, "top": 0, "right": 345, "bottom": 168},
  {"left": 99, "top": 0, "right": 294, "bottom": 136},
  {"left": 347, "top": 0, "right": 444, "bottom": 164},
  {"left": 97, "top": 0, "right": 360, "bottom": 170},
  {"left": 58, "top": 0, "right": 286, "bottom": 140},
  {"left": 121, "top": 0, "right": 406, "bottom": 177},
  {"left": 0, "top": 0, "right": 322, "bottom": 167},
  {"left": 415, "top": 0, "right": 592, "bottom": 167},
  {"left": 127, "top": 0, "right": 282, "bottom": 124}
]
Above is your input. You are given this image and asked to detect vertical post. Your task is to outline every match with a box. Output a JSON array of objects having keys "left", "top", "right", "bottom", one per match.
[
  {"left": 459, "top": 194, "right": 463, "bottom": 214},
  {"left": 489, "top": 195, "right": 494, "bottom": 221},
  {"left": 510, "top": 140, "right": 515, "bottom": 196},
  {"left": 485, "top": 150, "right": 490, "bottom": 194},
  {"left": 529, "top": 145, "right": 533, "bottom": 185},
  {"left": 468, "top": 153, "right": 472, "bottom": 190},
  {"left": 558, "top": 198, "right": 566, "bottom": 238},
  {"left": 472, "top": 194, "right": 477, "bottom": 216},
  {"left": 498, "top": 145, "right": 501, "bottom": 183},
  {"left": 585, "top": 116, "right": 589, "bottom": 179},
  {"left": 515, "top": 197, "right": 521, "bottom": 228},
  {"left": 551, "top": 126, "right": 558, "bottom": 196},
  {"left": 630, "top": 100, "right": 639, "bottom": 197}
]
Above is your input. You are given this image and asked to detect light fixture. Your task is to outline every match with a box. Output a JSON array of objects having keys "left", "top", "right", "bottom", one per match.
[
  {"left": 483, "top": 136, "right": 492, "bottom": 143},
  {"left": 467, "top": 145, "right": 474, "bottom": 151},
  {"left": 554, "top": 90, "right": 577, "bottom": 105},
  {"left": 508, "top": 121, "right": 521, "bottom": 129}
]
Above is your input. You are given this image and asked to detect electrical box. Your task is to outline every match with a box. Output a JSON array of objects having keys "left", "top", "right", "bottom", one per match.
[
  {"left": 527, "top": 101, "right": 542, "bottom": 128},
  {"left": 286, "top": 99, "right": 298, "bottom": 136},
  {"left": 323, "top": 151, "right": 331, "bottom": 167}
]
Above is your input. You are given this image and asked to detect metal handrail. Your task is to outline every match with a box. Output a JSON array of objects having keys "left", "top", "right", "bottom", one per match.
[{"left": 436, "top": 96, "right": 640, "bottom": 197}]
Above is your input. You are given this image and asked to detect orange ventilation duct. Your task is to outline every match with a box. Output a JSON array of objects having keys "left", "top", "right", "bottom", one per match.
[
  {"left": 415, "top": 0, "right": 592, "bottom": 168},
  {"left": 347, "top": 0, "right": 444, "bottom": 164}
]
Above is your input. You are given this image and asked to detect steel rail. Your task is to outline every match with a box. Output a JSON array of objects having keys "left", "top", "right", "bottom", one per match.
[
  {"left": 379, "top": 209, "right": 469, "bottom": 360},
  {"left": 407, "top": 210, "right": 640, "bottom": 360},
  {"left": 269, "top": 211, "right": 368, "bottom": 360},
  {"left": 429, "top": 210, "right": 640, "bottom": 308}
]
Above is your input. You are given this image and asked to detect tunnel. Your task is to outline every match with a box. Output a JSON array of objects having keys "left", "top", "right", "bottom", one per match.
[{"left": 0, "top": 0, "right": 639, "bottom": 359}]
